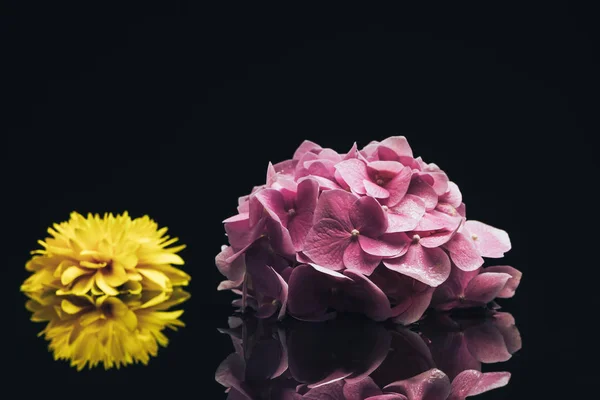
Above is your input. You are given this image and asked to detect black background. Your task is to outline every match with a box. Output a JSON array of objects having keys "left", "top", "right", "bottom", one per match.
[{"left": 5, "top": 3, "right": 597, "bottom": 398}]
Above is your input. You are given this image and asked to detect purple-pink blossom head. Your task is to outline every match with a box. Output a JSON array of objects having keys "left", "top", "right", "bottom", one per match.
[{"left": 216, "top": 137, "right": 521, "bottom": 322}]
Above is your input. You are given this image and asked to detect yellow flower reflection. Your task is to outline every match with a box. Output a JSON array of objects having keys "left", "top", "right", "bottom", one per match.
[
  {"left": 25, "top": 288, "right": 190, "bottom": 370},
  {"left": 22, "top": 212, "right": 190, "bottom": 296}
]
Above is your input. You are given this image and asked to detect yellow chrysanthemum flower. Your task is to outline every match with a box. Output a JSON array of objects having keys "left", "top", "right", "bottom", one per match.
[
  {"left": 21, "top": 211, "right": 190, "bottom": 296},
  {"left": 25, "top": 288, "right": 190, "bottom": 370}
]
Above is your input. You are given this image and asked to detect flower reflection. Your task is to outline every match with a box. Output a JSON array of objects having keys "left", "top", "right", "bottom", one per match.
[
  {"left": 216, "top": 310, "right": 521, "bottom": 399},
  {"left": 24, "top": 288, "right": 190, "bottom": 370}
]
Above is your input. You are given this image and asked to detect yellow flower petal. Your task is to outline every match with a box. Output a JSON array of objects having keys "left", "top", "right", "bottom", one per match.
[
  {"left": 101, "top": 263, "right": 128, "bottom": 287},
  {"left": 127, "top": 271, "right": 143, "bottom": 281},
  {"left": 151, "top": 264, "right": 191, "bottom": 286},
  {"left": 80, "top": 260, "right": 107, "bottom": 269},
  {"left": 116, "top": 253, "right": 138, "bottom": 269},
  {"left": 61, "top": 266, "right": 92, "bottom": 285},
  {"left": 122, "top": 310, "right": 138, "bottom": 331},
  {"left": 95, "top": 273, "right": 119, "bottom": 296},
  {"left": 139, "top": 291, "right": 170, "bottom": 309},
  {"left": 70, "top": 275, "right": 96, "bottom": 295},
  {"left": 61, "top": 299, "right": 87, "bottom": 314},
  {"left": 121, "top": 281, "right": 142, "bottom": 295},
  {"left": 140, "top": 252, "right": 184, "bottom": 266},
  {"left": 98, "top": 238, "right": 113, "bottom": 258},
  {"left": 79, "top": 310, "right": 102, "bottom": 327},
  {"left": 137, "top": 268, "right": 170, "bottom": 289}
]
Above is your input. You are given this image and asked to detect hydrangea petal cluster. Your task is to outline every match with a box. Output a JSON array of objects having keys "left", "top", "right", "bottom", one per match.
[
  {"left": 216, "top": 137, "right": 521, "bottom": 322},
  {"left": 21, "top": 212, "right": 191, "bottom": 369}
]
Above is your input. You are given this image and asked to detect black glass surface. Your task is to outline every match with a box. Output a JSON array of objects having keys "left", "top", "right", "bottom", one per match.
[{"left": 7, "top": 3, "right": 595, "bottom": 398}]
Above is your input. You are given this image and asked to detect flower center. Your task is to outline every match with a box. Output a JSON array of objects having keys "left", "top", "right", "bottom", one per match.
[
  {"left": 287, "top": 208, "right": 296, "bottom": 216},
  {"left": 382, "top": 205, "right": 389, "bottom": 212},
  {"left": 100, "top": 302, "right": 114, "bottom": 318},
  {"left": 471, "top": 234, "right": 478, "bottom": 241},
  {"left": 351, "top": 229, "right": 360, "bottom": 237},
  {"left": 412, "top": 234, "right": 421, "bottom": 243},
  {"left": 376, "top": 179, "right": 385, "bottom": 186}
]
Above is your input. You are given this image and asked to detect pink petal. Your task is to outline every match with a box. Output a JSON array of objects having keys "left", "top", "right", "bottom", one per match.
[
  {"left": 343, "top": 142, "right": 360, "bottom": 160},
  {"left": 384, "top": 368, "right": 451, "bottom": 400},
  {"left": 365, "top": 395, "right": 407, "bottom": 400},
  {"left": 215, "top": 245, "right": 246, "bottom": 282},
  {"left": 334, "top": 168, "right": 349, "bottom": 189},
  {"left": 289, "top": 212, "right": 315, "bottom": 251},
  {"left": 334, "top": 158, "right": 369, "bottom": 195},
  {"left": 295, "top": 251, "right": 313, "bottom": 264},
  {"left": 305, "top": 159, "right": 337, "bottom": 179},
  {"left": 272, "top": 159, "right": 297, "bottom": 175},
  {"left": 430, "top": 266, "right": 480, "bottom": 309},
  {"left": 465, "top": 323, "right": 512, "bottom": 363},
  {"left": 418, "top": 228, "right": 458, "bottom": 248},
  {"left": 224, "top": 212, "right": 264, "bottom": 251},
  {"left": 359, "top": 232, "right": 411, "bottom": 257},
  {"left": 407, "top": 176, "right": 438, "bottom": 211},
  {"left": 368, "top": 160, "right": 405, "bottom": 176},
  {"left": 379, "top": 136, "right": 414, "bottom": 158},
  {"left": 274, "top": 269, "right": 289, "bottom": 320},
  {"left": 294, "top": 151, "right": 319, "bottom": 179},
  {"left": 309, "top": 263, "right": 354, "bottom": 279},
  {"left": 296, "top": 178, "right": 319, "bottom": 212},
  {"left": 350, "top": 196, "right": 389, "bottom": 236},
  {"left": 287, "top": 264, "right": 350, "bottom": 320},
  {"left": 301, "top": 381, "right": 346, "bottom": 400},
  {"left": 456, "top": 203, "right": 466, "bottom": 217},
  {"left": 215, "top": 354, "right": 251, "bottom": 397},
  {"left": 318, "top": 148, "right": 343, "bottom": 163},
  {"left": 464, "top": 221, "right": 511, "bottom": 258},
  {"left": 340, "top": 270, "right": 392, "bottom": 321},
  {"left": 419, "top": 170, "right": 449, "bottom": 196},
  {"left": 364, "top": 179, "right": 391, "bottom": 199},
  {"left": 386, "top": 195, "right": 426, "bottom": 233},
  {"left": 293, "top": 140, "right": 322, "bottom": 160},
  {"left": 265, "top": 218, "right": 296, "bottom": 259},
  {"left": 254, "top": 188, "right": 288, "bottom": 224},
  {"left": 343, "top": 377, "right": 383, "bottom": 400},
  {"left": 484, "top": 265, "right": 522, "bottom": 298},
  {"left": 464, "top": 272, "right": 511, "bottom": 304},
  {"left": 217, "top": 279, "right": 242, "bottom": 291},
  {"left": 306, "top": 371, "right": 353, "bottom": 390},
  {"left": 361, "top": 141, "right": 380, "bottom": 159},
  {"left": 422, "top": 325, "right": 481, "bottom": 380},
  {"left": 449, "top": 370, "right": 511, "bottom": 400},
  {"left": 237, "top": 195, "right": 250, "bottom": 213},
  {"left": 383, "top": 245, "right": 451, "bottom": 287},
  {"left": 492, "top": 312, "right": 522, "bottom": 354},
  {"left": 313, "top": 189, "right": 358, "bottom": 231},
  {"left": 385, "top": 166, "right": 413, "bottom": 207},
  {"left": 298, "top": 175, "right": 341, "bottom": 190},
  {"left": 440, "top": 181, "right": 462, "bottom": 208},
  {"left": 343, "top": 240, "right": 381, "bottom": 275},
  {"left": 415, "top": 210, "right": 461, "bottom": 231},
  {"left": 392, "top": 285, "right": 434, "bottom": 325},
  {"left": 303, "top": 219, "right": 351, "bottom": 270},
  {"left": 444, "top": 232, "right": 484, "bottom": 271}
]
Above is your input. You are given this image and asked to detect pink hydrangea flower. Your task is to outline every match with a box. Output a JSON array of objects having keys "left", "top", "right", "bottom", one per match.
[
  {"left": 431, "top": 265, "right": 522, "bottom": 311},
  {"left": 217, "top": 136, "right": 520, "bottom": 323},
  {"left": 303, "top": 189, "right": 411, "bottom": 275}
]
